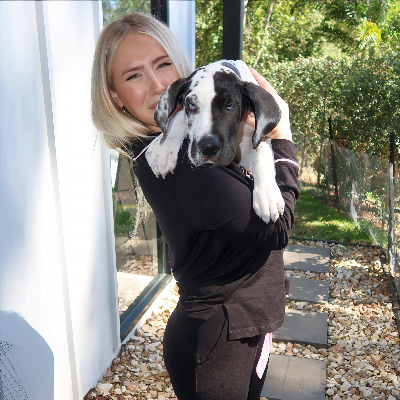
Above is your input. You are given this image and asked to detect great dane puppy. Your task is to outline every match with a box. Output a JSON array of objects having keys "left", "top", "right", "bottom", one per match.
[{"left": 145, "top": 60, "right": 285, "bottom": 224}]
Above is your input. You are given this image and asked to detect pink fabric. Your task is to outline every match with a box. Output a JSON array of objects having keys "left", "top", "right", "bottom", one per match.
[{"left": 256, "top": 332, "right": 272, "bottom": 379}]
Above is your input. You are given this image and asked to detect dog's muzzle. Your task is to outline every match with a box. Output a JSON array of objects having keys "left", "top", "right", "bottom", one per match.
[
  {"left": 198, "top": 137, "right": 221, "bottom": 163},
  {"left": 198, "top": 136, "right": 221, "bottom": 158}
]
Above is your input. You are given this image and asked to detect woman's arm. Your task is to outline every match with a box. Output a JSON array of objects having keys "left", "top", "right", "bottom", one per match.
[
  {"left": 175, "top": 139, "right": 300, "bottom": 251},
  {"left": 176, "top": 73, "right": 299, "bottom": 251}
]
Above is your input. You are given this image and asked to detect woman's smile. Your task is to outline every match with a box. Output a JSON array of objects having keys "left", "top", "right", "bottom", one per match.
[{"left": 148, "top": 101, "right": 158, "bottom": 110}]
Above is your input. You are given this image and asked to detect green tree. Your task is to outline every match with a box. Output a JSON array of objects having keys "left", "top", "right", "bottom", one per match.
[
  {"left": 105, "top": 0, "right": 150, "bottom": 23},
  {"left": 329, "top": 45, "right": 400, "bottom": 157},
  {"left": 243, "top": 0, "right": 326, "bottom": 68},
  {"left": 195, "top": 0, "right": 400, "bottom": 67},
  {"left": 102, "top": 0, "right": 114, "bottom": 25},
  {"left": 381, "top": 1, "right": 400, "bottom": 45},
  {"left": 195, "top": 0, "right": 223, "bottom": 67},
  {"left": 268, "top": 57, "right": 334, "bottom": 172},
  {"left": 293, "top": 0, "right": 400, "bottom": 54}
]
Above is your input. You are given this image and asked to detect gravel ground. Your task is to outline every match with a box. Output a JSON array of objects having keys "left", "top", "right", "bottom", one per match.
[
  {"left": 84, "top": 295, "right": 179, "bottom": 400},
  {"left": 85, "top": 239, "right": 400, "bottom": 400},
  {"left": 116, "top": 237, "right": 157, "bottom": 276}
]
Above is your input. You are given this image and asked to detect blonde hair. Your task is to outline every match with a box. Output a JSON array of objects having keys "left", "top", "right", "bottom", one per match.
[{"left": 91, "top": 12, "right": 192, "bottom": 149}]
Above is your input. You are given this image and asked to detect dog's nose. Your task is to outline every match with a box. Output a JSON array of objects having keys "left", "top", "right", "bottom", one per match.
[{"left": 198, "top": 137, "right": 221, "bottom": 156}]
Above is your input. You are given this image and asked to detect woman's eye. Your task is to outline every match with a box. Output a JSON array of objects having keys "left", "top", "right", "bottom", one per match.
[
  {"left": 126, "top": 73, "right": 140, "bottom": 81},
  {"left": 158, "top": 62, "right": 172, "bottom": 69},
  {"left": 226, "top": 104, "right": 233, "bottom": 110},
  {"left": 188, "top": 103, "right": 196, "bottom": 111}
]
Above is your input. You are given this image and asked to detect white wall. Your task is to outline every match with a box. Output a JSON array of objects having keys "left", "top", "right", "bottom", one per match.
[
  {"left": 169, "top": 0, "right": 196, "bottom": 70},
  {"left": 0, "top": 1, "right": 119, "bottom": 399}
]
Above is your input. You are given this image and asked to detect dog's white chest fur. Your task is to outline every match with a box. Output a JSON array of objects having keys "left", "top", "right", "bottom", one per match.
[{"left": 145, "top": 60, "right": 285, "bottom": 224}]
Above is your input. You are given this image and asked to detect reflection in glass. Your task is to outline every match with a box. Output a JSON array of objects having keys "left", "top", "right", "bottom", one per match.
[
  {"left": 102, "top": 0, "right": 151, "bottom": 25},
  {"left": 112, "top": 152, "right": 159, "bottom": 316}
]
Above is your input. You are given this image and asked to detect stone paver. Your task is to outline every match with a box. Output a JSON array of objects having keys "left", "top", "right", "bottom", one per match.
[
  {"left": 262, "top": 354, "right": 327, "bottom": 400},
  {"left": 287, "top": 277, "right": 330, "bottom": 304},
  {"left": 284, "top": 244, "right": 330, "bottom": 274},
  {"left": 273, "top": 308, "right": 328, "bottom": 348},
  {"left": 266, "top": 244, "right": 329, "bottom": 398}
]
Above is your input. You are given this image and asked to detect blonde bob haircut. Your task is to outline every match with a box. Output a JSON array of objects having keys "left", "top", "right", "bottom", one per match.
[{"left": 91, "top": 12, "right": 193, "bottom": 150}]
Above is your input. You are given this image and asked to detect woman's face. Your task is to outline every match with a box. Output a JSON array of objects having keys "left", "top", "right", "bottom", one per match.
[{"left": 110, "top": 32, "right": 180, "bottom": 132}]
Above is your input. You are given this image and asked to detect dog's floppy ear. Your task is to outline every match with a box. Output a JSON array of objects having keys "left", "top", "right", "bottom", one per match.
[
  {"left": 242, "top": 82, "right": 281, "bottom": 149},
  {"left": 154, "top": 77, "right": 191, "bottom": 143}
]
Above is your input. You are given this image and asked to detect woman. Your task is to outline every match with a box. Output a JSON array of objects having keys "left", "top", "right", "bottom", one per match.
[{"left": 92, "top": 12, "right": 300, "bottom": 400}]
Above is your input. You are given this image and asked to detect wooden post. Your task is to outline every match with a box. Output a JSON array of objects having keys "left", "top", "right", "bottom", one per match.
[
  {"left": 329, "top": 117, "right": 340, "bottom": 209},
  {"left": 318, "top": 102, "right": 327, "bottom": 187},
  {"left": 388, "top": 131, "right": 397, "bottom": 290}
]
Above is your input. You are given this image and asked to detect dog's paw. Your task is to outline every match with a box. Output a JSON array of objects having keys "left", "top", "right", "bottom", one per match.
[
  {"left": 253, "top": 180, "right": 285, "bottom": 224},
  {"left": 276, "top": 185, "right": 285, "bottom": 216},
  {"left": 145, "top": 112, "right": 187, "bottom": 178},
  {"left": 251, "top": 140, "right": 285, "bottom": 223},
  {"left": 145, "top": 134, "right": 179, "bottom": 178}
]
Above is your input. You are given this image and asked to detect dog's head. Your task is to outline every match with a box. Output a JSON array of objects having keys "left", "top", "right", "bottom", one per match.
[{"left": 154, "top": 62, "right": 281, "bottom": 166}]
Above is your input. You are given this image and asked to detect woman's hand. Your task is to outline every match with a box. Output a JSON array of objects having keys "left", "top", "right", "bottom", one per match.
[{"left": 243, "top": 68, "right": 292, "bottom": 142}]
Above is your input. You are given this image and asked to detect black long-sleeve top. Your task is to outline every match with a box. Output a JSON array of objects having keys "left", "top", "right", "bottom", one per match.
[{"left": 126, "top": 135, "right": 300, "bottom": 340}]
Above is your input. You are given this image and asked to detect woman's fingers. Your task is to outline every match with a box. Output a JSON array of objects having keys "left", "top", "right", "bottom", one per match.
[{"left": 243, "top": 111, "right": 256, "bottom": 129}]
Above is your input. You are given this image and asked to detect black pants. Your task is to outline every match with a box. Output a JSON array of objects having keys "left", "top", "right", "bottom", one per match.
[{"left": 163, "top": 303, "right": 269, "bottom": 400}]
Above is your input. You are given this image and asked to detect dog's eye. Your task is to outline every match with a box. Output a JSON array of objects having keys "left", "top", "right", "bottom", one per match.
[
  {"left": 188, "top": 103, "right": 196, "bottom": 111},
  {"left": 226, "top": 104, "right": 233, "bottom": 110}
]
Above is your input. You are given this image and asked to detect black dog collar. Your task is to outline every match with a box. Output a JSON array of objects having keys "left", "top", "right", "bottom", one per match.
[{"left": 220, "top": 62, "right": 241, "bottom": 79}]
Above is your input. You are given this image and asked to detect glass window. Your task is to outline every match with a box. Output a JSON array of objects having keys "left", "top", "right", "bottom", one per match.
[
  {"left": 104, "top": 0, "right": 170, "bottom": 336},
  {"left": 112, "top": 152, "right": 168, "bottom": 317}
]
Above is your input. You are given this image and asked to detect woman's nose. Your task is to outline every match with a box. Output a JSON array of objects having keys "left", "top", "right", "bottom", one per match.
[{"left": 148, "top": 72, "right": 165, "bottom": 95}]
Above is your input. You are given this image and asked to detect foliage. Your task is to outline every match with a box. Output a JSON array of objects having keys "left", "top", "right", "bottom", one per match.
[
  {"left": 102, "top": 0, "right": 114, "bottom": 25},
  {"left": 292, "top": 189, "right": 373, "bottom": 243},
  {"left": 115, "top": 211, "right": 131, "bottom": 225},
  {"left": 243, "top": 0, "right": 327, "bottom": 68},
  {"left": 266, "top": 47, "right": 400, "bottom": 163},
  {"left": 194, "top": 0, "right": 400, "bottom": 163},
  {"left": 329, "top": 45, "right": 400, "bottom": 157},
  {"left": 293, "top": 0, "right": 399, "bottom": 54},
  {"left": 381, "top": 1, "right": 400, "bottom": 44},
  {"left": 111, "top": 0, "right": 150, "bottom": 20},
  {"left": 114, "top": 209, "right": 136, "bottom": 238},
  {"left": 103, "top": 0, "right": 150, "bottom": 24},
  {"left": 267, "top": 57, "right": 333, "bottom": 171},
  {"left": 195, "top": 0, "right": 223, "bottom": 67}
]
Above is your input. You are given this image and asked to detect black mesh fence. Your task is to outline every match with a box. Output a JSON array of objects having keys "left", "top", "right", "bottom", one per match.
[{"left": 297, "top": 136, "right": 400, "bottom": 276}]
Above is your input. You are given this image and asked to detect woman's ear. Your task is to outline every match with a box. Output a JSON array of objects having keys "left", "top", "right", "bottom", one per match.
[{"left": 110, "top": 90, "right": 124, "bottom": 108}]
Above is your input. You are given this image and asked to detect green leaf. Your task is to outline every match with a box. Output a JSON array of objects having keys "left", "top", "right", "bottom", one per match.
[{"left": 115, "top": 211, "right": 131, "bottom": 225}]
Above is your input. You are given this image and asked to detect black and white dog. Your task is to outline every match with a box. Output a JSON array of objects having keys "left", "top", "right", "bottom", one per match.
[{"left": 145, "top": 60, "right": 285, "bottom": 224}]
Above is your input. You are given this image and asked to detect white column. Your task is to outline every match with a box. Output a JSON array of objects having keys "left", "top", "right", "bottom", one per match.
[
  {"left": 0, "top": 1, "right": 120, "bottom": 398},
  {"left": 169, "top": 0, "right": 196, "bottom": 70}
]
